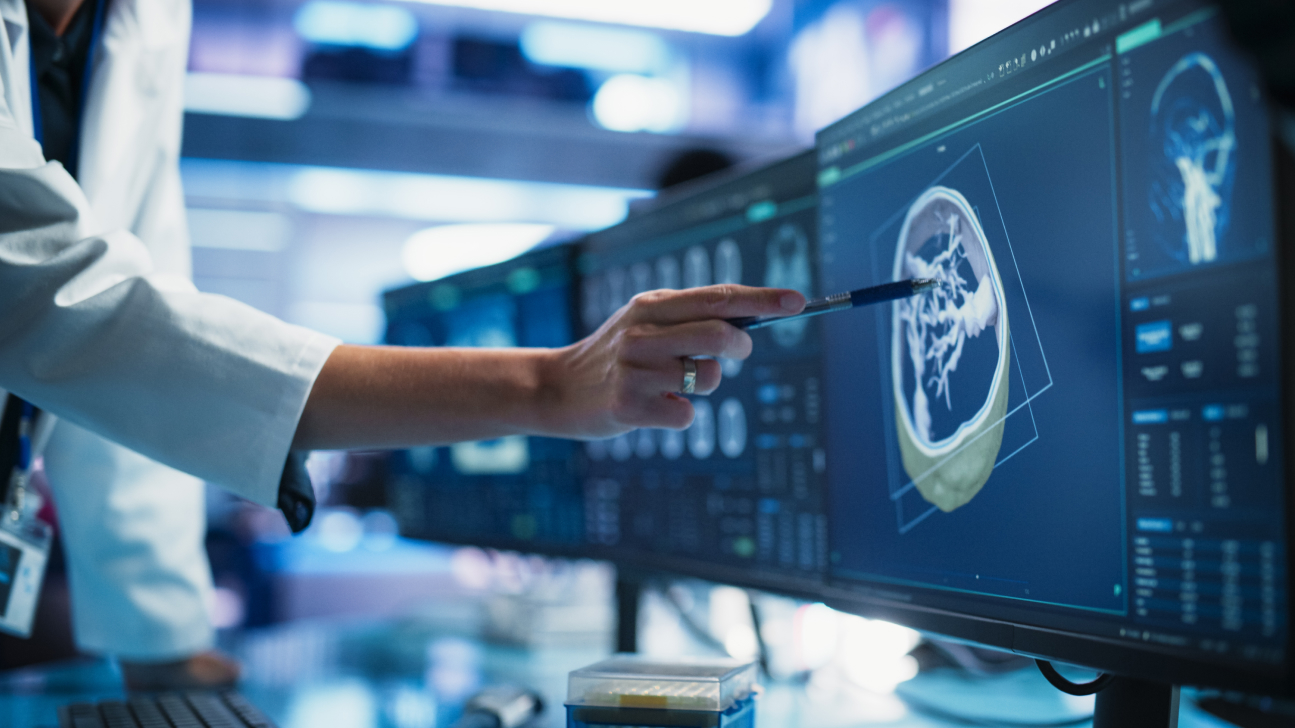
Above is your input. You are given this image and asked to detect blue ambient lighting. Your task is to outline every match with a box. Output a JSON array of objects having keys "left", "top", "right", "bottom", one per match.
[{"left": 294, "top": 1, "right": 419, "bottom": 51}]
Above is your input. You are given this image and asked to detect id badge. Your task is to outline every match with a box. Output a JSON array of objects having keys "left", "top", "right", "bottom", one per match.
[{"left": 0, "top": 515, "right": 51, "bottom": 637}]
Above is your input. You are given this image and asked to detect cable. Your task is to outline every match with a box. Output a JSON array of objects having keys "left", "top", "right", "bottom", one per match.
[
  {"left": 1035, "top": 660, "right": 1114, "bottom": 696},
  {"left": 657, "top": 582, "right": 728, "bottom": 654},
  {"left": 897, "top": 689, "right": 1094, "bottom": 727}
]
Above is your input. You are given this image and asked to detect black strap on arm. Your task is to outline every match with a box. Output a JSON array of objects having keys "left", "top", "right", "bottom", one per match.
[
  {"left": 0, "top": 394, "right": 22, "bottom": 505},
  {"left": 278, "top": 452, "right": 317, "bottom": 534}
]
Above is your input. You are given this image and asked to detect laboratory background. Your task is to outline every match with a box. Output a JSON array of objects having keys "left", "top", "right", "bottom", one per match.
[{"left": 2, "top": 0, "right": 1283, "bottom": 726}]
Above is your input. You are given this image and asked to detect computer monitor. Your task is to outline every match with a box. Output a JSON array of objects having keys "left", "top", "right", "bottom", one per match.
[
  {"left": 577, "top": 151, "right": 828, "bottom": 595},
  {"left": 383, "top": 244, "right": 588, "bottom": 554},
  {"left": 815, "top": 0, "right": 1291, "bottom": 693}
]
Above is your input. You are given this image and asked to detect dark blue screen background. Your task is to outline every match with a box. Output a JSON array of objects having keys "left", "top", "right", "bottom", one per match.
[{"left": 822, "top": 65, "right": 1127, "bottom": 613}]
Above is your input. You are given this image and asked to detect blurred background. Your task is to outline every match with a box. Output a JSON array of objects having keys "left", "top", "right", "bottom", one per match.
[
  {"left": 4, "top": 0, "right": 1070, "bottom": 723},
  {"left": 180, "top": 0, "right": 1058, "bottom": 346}
]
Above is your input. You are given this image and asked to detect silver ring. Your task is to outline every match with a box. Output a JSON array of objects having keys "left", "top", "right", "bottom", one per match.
[{"left": 680, "top": 358, "right": 697, "bottom": 395}]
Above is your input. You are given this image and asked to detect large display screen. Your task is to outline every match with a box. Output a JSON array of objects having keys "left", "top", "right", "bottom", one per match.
[
  {"left": 817, "top": 0, "right": 1286, "bottom": 674},
  {"left": 383, "top": 245, "right": 587, "bottom": 551},
  {"left": 578, "top": 152, "right": 828, "bottom": 590}
]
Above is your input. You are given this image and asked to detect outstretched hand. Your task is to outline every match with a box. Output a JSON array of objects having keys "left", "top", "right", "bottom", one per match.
[
  {"left": 539, "top": 284, "right": 806, "bottom": 439},
  {"left": 294, "top": 284, "right": 805, "bottom": 451}
]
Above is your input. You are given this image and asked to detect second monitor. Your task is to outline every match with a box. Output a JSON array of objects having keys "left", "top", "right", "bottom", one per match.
[{"left": 578, "top": 151, "right": 828, "bottom": 593}]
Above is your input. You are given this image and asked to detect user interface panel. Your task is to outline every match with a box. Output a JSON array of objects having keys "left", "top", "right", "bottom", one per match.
[
  {"left": 383, "top": 245, "right": 586, "bottom": 552},
  {"left": 818, "top": 0, "right": 1285, "bottom": 672},
  {"left": 579, "top": 152, "right": 827, "bottom": 590}
]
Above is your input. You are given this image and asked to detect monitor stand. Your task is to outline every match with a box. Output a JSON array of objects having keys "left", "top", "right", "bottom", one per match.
[
  {"left": 1093, "top": 677, "right": 1180, "bottom": 728},
  {"left": 615, "top": 569, "right": 645, "bottom": 653}
]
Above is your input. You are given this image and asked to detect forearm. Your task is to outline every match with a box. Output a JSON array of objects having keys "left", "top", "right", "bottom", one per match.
[
  {"left": 292, "top": 344, "right": 558, "bottom": 451},
  {"left": 293, "top": 285, "right": 806, "bottom": 452}
]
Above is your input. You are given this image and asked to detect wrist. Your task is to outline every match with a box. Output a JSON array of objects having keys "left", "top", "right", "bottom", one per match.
[{"left": 529, "top": 346, "right": 570, "bottom": 434}]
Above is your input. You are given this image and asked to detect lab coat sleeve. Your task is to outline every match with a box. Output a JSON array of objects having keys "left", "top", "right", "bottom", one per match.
[{"left": 0, "top": 125, "right": 341, "bottom": 508}]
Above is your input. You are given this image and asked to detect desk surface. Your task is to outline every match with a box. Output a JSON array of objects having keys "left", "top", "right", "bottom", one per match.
[{"left": 0, "top": 618, "right": 1238, "bottom": 728}]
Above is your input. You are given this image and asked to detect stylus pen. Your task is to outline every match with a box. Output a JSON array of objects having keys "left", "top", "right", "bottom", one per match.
[{"left": 727, "top": 278, "right": 941, "bottom": 331}]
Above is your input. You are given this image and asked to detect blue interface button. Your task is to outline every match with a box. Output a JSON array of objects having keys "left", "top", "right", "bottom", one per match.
[
  {"left": 756, "top": 434, "right": 780, "bottom": 449},
  {"left": 1132, "top": 409, "right": 1168, "bottom": 424},
  {"left": 788, "top": 434, "right": 807, "bottom": 448},
  {"left": 757, "top": 384, "right": 781, "bottom": 404},
  {"left": 1130, "top": 297, "right": 1150, "bottom": 312},
  {"left": 1135, "top": 320, "right": 1173, "bottom": 353},
  {"left": 1202, "top": 404, "right": 1225, "bottom": 422},
  {"left": 1136, "top": 518, "right": 1174, "bottom": 533},
  {"left": 759, "top": 498, "right": 781, "bottom": 514}
]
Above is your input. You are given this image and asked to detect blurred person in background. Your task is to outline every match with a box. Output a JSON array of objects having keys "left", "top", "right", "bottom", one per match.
[
  {"left": 0, "top": 0, "right": 803, "bottom": 692},
  {"left": 655, "top": 148, "right": 737, "bottom": 191}
]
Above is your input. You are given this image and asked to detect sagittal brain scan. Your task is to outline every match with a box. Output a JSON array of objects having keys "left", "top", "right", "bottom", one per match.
[
  {"left": 764, "top": 224, "right": 814, "bottom": 347},
  {"left": 714, "top": 239, "right": 743, "bottom": 285},
  {"left": 1119, "top": 19, "right": 1271, "bottom": 281},
  {"left": 684, "top": 246, "right": 712, "bottom": 289},
  {"left": 892, "top": 186, "right": 1010, "bottom": 513},
  {"left": 1149, "top": 52, "right": 1235, "bottom": 267},
  {"left": 656, "top": 255, "right": 681, "bottom": 290},
  {"left": 688, "top": 399, "right": 716, "bottom": 459},
  {"left": 717, "top": 398, "right": 747, "bottom": 458}
]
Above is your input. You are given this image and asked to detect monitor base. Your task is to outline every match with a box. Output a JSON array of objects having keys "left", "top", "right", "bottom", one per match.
[
  {"left": 615, "top": 569, "right": 644, "bottom": 653},
  {"left": 1094, "top": 677, "right": 1180, "bottom": 728}
]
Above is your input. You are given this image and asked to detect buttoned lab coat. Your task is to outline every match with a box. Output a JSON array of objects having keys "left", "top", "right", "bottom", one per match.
[{"left": 0, "top": 0, "right": 339, "bottom": 656}]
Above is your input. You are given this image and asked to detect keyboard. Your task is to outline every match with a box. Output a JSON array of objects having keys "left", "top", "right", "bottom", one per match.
[{"left": 58, "top": 691, "right": 277, "bottom": 728}]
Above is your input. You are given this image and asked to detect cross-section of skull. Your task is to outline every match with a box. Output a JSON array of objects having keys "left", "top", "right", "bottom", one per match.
[
  {"left": 892, "top": 186, "right": 1010, "bottom": 513},
  {"left": 1149, "top": 52, "right": 1236, "bottom": 266}
]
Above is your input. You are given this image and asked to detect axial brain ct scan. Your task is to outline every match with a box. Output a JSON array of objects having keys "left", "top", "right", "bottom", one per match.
[
  {"left": 893, "top": 186, "right": 1010, "bottom": 513},
  {"left": 818, "top": 0, "right": 1286, "bottom": 666}
]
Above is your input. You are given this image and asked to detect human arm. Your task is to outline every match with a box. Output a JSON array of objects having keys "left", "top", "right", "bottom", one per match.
[
  {"left": 1, "top": 128, "right": 801, "bottom": 505},
  {"left": 0, "top": 128, "right": 338, "bottom": 508},
  {"left": 293, "top": 285, "right": 805, "bottom": 450}
]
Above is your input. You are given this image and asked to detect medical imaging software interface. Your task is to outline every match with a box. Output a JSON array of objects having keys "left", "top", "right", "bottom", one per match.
[
  {"left": 580, "top": 153, "right": 828, "bottom": 586},
  {"left": 384, "top": 246, "right": 586, "bottom": 550},
  {"left": 818, "top": 0, "right": 1285, "bottom": 668}
]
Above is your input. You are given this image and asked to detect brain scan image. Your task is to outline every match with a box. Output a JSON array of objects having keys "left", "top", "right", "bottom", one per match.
[
  {"left": 717, "top": 398, "right": 747, "bottom": 458},
  {"left": 763, "top": 224, "right": 813, "bottom": 347},
  {"left": 688, "top": 399, "right": 716, "bottom": 459},
  {"left": 451, "top": 436, "right": 529, "bottom": 474},
  {"left": 684, "top": 246, "right": 712, "bottom": 288},
  {"left": 605, "top": 266, "right": 629, "bottom": 318},
  {"left": 405, "top": 445, "right": 437, "bottom": 475},
  {"left": 630, "top": 261, "right": 654, "bottom": 297},
  {"left": 582, "top": 277, "right": 603, "bottom": 331},
  {"left": 610, "top": 433, "right": 634, "bottom": 462},
  {"left": 1149, "top": 52, "right": 1236, "bottom": 267},
  {"left": 659, "top": 428, "right": 685, "bottom": 460},
  {"left": 714, "top": 239, "right": 743, "bottom": 285},
  {"left": 635, "top": 428, "right": 657, "bottom": 459},
  {"left": 446, "top": 301, "right": 517, "bottom": 349},
  {"left": 656, "top": 255, "right": 681, "bottom": 290},
  {"left": 892, "top": 186, "right": 1010, "bottom": 513}
]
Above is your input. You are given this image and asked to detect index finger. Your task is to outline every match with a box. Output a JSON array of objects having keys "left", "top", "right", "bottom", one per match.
[{"left": 627, "top": 285, "right": 806, "bottom": 326}]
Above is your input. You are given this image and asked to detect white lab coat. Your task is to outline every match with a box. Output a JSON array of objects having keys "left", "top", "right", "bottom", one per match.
[{"left": 0, "top": 0, "right": 339, "bottom": 657}]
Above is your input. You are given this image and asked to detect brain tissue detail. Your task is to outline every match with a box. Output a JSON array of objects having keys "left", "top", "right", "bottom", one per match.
[
  {"left": 1150, "top": 52, "right": 1236, "bottom": 266},
  {"left": 892, "top": 187, "right": 1011, "bottom": 514},
  {"left": 900, "top": 224, "right": 999, "bottom": 442}
]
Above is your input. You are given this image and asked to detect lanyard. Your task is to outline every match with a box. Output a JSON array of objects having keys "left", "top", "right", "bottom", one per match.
[
  {"left": 5, "top": 400, "right": 36, "bottom": 521},
  {"left": 27, "top": 0, "right": 108, "bottom": 177}
]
